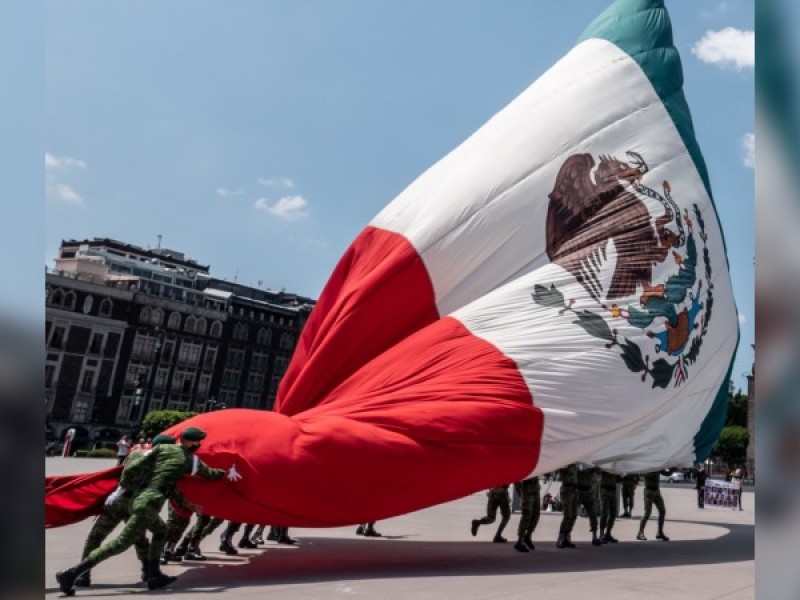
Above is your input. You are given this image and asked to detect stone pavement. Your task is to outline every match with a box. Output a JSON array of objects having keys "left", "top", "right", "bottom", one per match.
[{"left": 46, "top": 458, "right": 754, "bottom": 599}]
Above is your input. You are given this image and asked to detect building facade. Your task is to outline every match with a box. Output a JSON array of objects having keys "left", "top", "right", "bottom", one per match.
[{"left": 45, "top": 238, "right": 314, "bottom": 450}]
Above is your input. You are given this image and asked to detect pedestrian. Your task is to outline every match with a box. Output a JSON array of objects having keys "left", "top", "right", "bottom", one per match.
[
  {"left": 116, "top": 435, "right": 131, "bottom": 465},
  {"left": 599, "top": 470, "right": 620, "bottom": 543},
  {"left": 471, "top": 484, "right": 512, "bottom": 543},
  {"left": 731, "top": 467, "right": 744, "bottom": 510},
  {"left": 56, "top": 427, "right": 238, "bottom": 595},
  {"left": 513, "top": 476, "right": 541, "bottom": 552},
  {"left": 577, "top": 466, "right": 602, "bottom": 546},
  {"left": 556, "top": 464, "right": 578, "bottom": 548},
  {"left": 636, "top": 471, "right": 670, "bottom": 541},
  {"left": 355, "top": 522, "right": 382, "bottom": 537},
  {"left": 71, "top": 433, "right": 177, "bottom": 588},
  {"left": 695, "top": 465, "right": 708, "bottom": 508},
  {"left": 621, "top": 473, "right": 638, "bottom": 518}
]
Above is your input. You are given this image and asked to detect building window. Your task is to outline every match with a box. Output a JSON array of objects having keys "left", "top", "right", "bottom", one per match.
[
  {"left": 198, "top": 374, "right": 211, "bottom": 396},
  {"left": 167, "top": 312, "right": 181, "bottom": 329},
  {"left": 151, "top": 308, "right": 164, "bottom": 326},
  {"left": 233, "top": 323, "right": 249, "bottom": 341},
  {"left": 99, "top": 298, "right": 113, "bottom": 317},
  {"left": 89, "top": 333, "right": 104, "bottom": 354},
  {"left": 203, "top": 347, "right": 217, "bottom": 371},
  {"left": 154, "top": 368, "right": 169, "bottom": 391},
  {"left": 184, "top": 316, "right": 196, "bottom": 334},
  {"left": 45, "top": 363, "right": 56, "bottom": 389},
  {"left": 64, "top": 291, "right": 77, "bottom": 310},
  {"left": 177, "top": 342, "right": 201, "bottom": 366},
  {"left": 50, "top": 289, "right": 64, "bottom": 307},
  {"left": 71, "top": 400, "right": 90, "bottom": 423},
  {"left": 131, "top": 334, "right": 155, "bottom": 360},
  {"left": 139, "top": 307, "right": 152, "bottom": 324},
  {"left": 161, "top": 340, "right": 175, "bottom": 363},
  {"left": 80, "top": 369, "right": 96, "bottom": 393},
  {"left": 279, "top": 333, "right": 294, "bottom": 349},
  {"left": 196, "top": 318, "right": 207, "bottom": 336},
  {"left": 49, "top": 325, "right": 67, "bottom": 349},
  {"left": 82, "top": 295, "right": 94, "bottom": 314},
  {"left": 210, "top": 321, "right": 223, "bottom": 338},
  {"left": 257, "top": 328, "right": 272, "bottom": 345}
]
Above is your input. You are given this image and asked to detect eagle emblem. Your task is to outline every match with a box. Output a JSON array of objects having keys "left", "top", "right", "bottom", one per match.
[{"left": 532, "top": 151, "right": 713, "bottom": 388}]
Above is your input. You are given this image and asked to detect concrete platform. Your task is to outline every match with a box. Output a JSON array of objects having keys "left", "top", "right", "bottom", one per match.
[{"left": 46, "top": 458, "right": 754, "bottom": 599}]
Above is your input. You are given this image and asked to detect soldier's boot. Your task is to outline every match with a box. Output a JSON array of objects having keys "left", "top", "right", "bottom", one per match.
[
  {"left": 140, "top": 561, "right": 149, "bottom": 582},
  {"left": 605, "top": 532, "right": 619, "bottom": 543},
  {"left": 514, "top": 536, "right": 529, "bottom": 552},
  {"left": 355, "top": 525, "right": 365, "bottom": 536},
  {"left": 73, "top": 569, "right": 91, "bottom": 587},
  {"left": 174, "top": 539, "right": 190, "bottom": 557},
  {"left": 276, "top": 532, "right": 297, "bottom": 545},
  {"left": 492, "top": 533, "right": 508, "bottom": 543},
  {"left": 591, "top": 530, "right": 602, "bottom": 546},
  {"left": 470, "top": 520, "right": 480, "bottom": 537},
  {"left": 636, "top": 529, "right": 647, "bottom": 541},
  {"left": 563, "top": 533, "right": 576, "bottom": 548},
  {"left": 219, "top": 532, "right": 238, "bottom": 555},
  {"left": 524, "top": 534, "right": 535, "bottom": 550},
  {"left": 238, "top": 536, "right": 258, "bottom": 549},
  {"left": 251, "top": 526, "right": 266, "bottom": 545},
  {"left": 146, "top": 559, "right": 177, "bottom": 591},
  {"left": 184, "top": 543, "right": 208, "bottom": 561},
  {"left": 556, "top": 532, "right": 567, "bottom": 548},
  {"left": 162, "top": 546, "right": 184, "bottom": 563},
  {"left": 655, "top": 530, "right": 670, "bottom": 541},
  {"left": 363, "top": 525, "right": 382, "bottom": 537},
  {"left": 56, "top": 559, "right": 93, "bottom": 596},
  {"left": 266, "top": 526, "right": 280, "bottom": 541}
]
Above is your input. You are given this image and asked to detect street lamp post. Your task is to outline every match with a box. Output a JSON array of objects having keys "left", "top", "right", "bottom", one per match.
[{"left": 139, "top": 327, "right": 165, "bottom": 426}]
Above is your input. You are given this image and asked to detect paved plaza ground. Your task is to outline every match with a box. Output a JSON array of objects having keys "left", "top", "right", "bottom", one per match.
[{"left": 46, "top": 458, "right": 754, "bottom": 599}]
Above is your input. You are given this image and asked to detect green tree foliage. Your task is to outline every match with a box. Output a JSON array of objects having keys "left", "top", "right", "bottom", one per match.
[
  {"left": 726, "top": 391, "right": 748, "bottom": 427},
  {"left": 713, "top": 425, "right": 749, "bottom": 469},
  {"left": 139, "top": 410, "right": 197, "bottom": 439}
]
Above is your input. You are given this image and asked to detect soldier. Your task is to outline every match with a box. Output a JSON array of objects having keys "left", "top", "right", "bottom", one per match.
[
  {"left": 174, "top": 514, "right": 214, "bottom": 560},
  {"left": 576, "top": 465, "right": 602, "bottom": 546},
  {"left": 250, "top": 524, "right": 266, "bottom": 545},
  {"left": 637, "top": 471, "right": 670, "bottom": 541},
  {"left": 56, "top": 427, "right": 238, "bottom": 595},
  {"left": 471, "top": 484, "right": 512, "bottom": 543},
  {"left": 513, "top": 477, "right": 540, "bottom": 552},
  {"left": 556, "top": 464, "right": 578, "bottom": 548},
  {"left": 599, "top": 470, "right": 620, "bottom": 543},
  {"left": 355, "top": 522, "right": 382, "bottom": 537},
  {"left": 621, "top": 473, "right": 638, "bottom": 518},
  {"left": 72, "top": 433, "right": 176, "bottom": 588}
]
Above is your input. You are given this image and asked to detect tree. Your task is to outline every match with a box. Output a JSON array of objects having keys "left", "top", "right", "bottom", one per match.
[
  {"left": 139, "top": 410, "right": 198, "bottom": 439},
  {"left": 726, "top": 391, "right": 748, "bottom": 428},
  {"left": 713, "top": 425, "right": 749, "bottom": 470}
]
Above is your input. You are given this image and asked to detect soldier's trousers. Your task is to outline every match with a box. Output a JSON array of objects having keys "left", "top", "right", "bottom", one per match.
[
  {"left": 84, "top": 490, "right": 168, "bottom": 566},
  {"left": 600, "top": 487, "right": 618, "bottom": 533},
  {"left": 81, "top": 498, "right": 149, "bottom": 565},
  {"left": 622, "top": 486, "right": 635, "bottom": 513},
  {"left": 558, "top": 488, "right": 578, "bottom": 534},
  {"left": 517, "top": 488, "right": 541, "bottom": 537},
  {"left": 478, "top": 490, "right": 510, "bottom": 533},
  {"left": 165, "top": 504, "right": 192, "bottom": 546},
  {"left": 182, "top": 514, "right": 213, "bottom": 546},
  {"left": 577, "top": 487, "right": 598, "bottom": 533},
  {"left": 640, "top": 489, "right": 666, "bottom": 531},
  {"left": 197, "top": 516, "right": 225, "bottom": 542}
]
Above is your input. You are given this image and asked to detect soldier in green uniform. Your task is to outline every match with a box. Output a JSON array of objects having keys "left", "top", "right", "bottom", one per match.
[
  {"left": 471, "top": 484, "right": 512, "bottom": 543},
  {"left": 637, "top": 471, "right": 670, "bottom": 541},
  {"left": 513, "top": 477, "right": 540, "bottom": 552},
  {"left": 599, "top": 470, "right": 620, "bottom": 543},
  {"left": 556, "top": 464, "right": 578, "bottom": 548},
  {"left": 174, "top": 513, "right": 214, "bottom": 560},
  {"left": 56, "top": 427, "right": 237, "bottom": 596},
  {"left": 621, "top": 473, "right": 638, "bottom": 518},
  {"left": 576, "top": 465, "right": 602, "bottom": 546},
  {"left": 72, "top": 433, "right": 176, "bottom": 588}
]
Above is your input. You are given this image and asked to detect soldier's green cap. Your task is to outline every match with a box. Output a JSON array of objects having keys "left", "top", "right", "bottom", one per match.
[
  {"left": 180, "top": 427, "right": 207, "bottom": 442},
  {"left": 151, "top": 434, "right": 175, "bottom": 445}
]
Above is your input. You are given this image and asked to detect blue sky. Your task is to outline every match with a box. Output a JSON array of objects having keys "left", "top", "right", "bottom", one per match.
[{"left": 41, "top": 0, "right": 754, "bottom": 390}]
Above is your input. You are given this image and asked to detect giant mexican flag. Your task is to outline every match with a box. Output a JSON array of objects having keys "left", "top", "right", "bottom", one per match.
[{"left": 46, "top": 0, "right": 738, "bottom": 529}]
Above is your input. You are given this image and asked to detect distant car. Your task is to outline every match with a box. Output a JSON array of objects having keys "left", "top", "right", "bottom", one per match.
[{"left": 659, "top": 471, "right": 686, "bottom": 483}]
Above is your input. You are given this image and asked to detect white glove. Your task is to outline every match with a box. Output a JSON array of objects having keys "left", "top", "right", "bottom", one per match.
[
  {"left": 226, "top": 464, "right": 242, "bottom": 482},
  {"left": 105, "top": 486, "right": 126, "bottom": 506}
]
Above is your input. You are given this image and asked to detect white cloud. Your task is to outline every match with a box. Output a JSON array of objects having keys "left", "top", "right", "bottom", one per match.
[
  {"left": 45, "top": 152, "right": 87, "bottom": 171},
  {"left": 258, "top": 177, "right": 295, "bottom": 189},
  {"left": 216, "top": 187, "right": 243, "bottom": 198},
  {"left": 254, "top": 195, "right": 309, "bottom": 220},
  {"left": 741, "top": 132, "right": 755, "bottom": 168},
  {"left": 692, "top": 27, "right": 754, "bottom": 70},
  {"left": 48, "top": 183, "right": 84, "bottom": 205}
]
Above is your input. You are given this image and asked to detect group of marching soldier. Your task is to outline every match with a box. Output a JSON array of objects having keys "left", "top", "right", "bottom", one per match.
[
  {"left": 55, "top": 430, "right": 670, "bottom": 596},
  {"left": 470, "top": 463, "right": 669, "bottom": 553}
]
